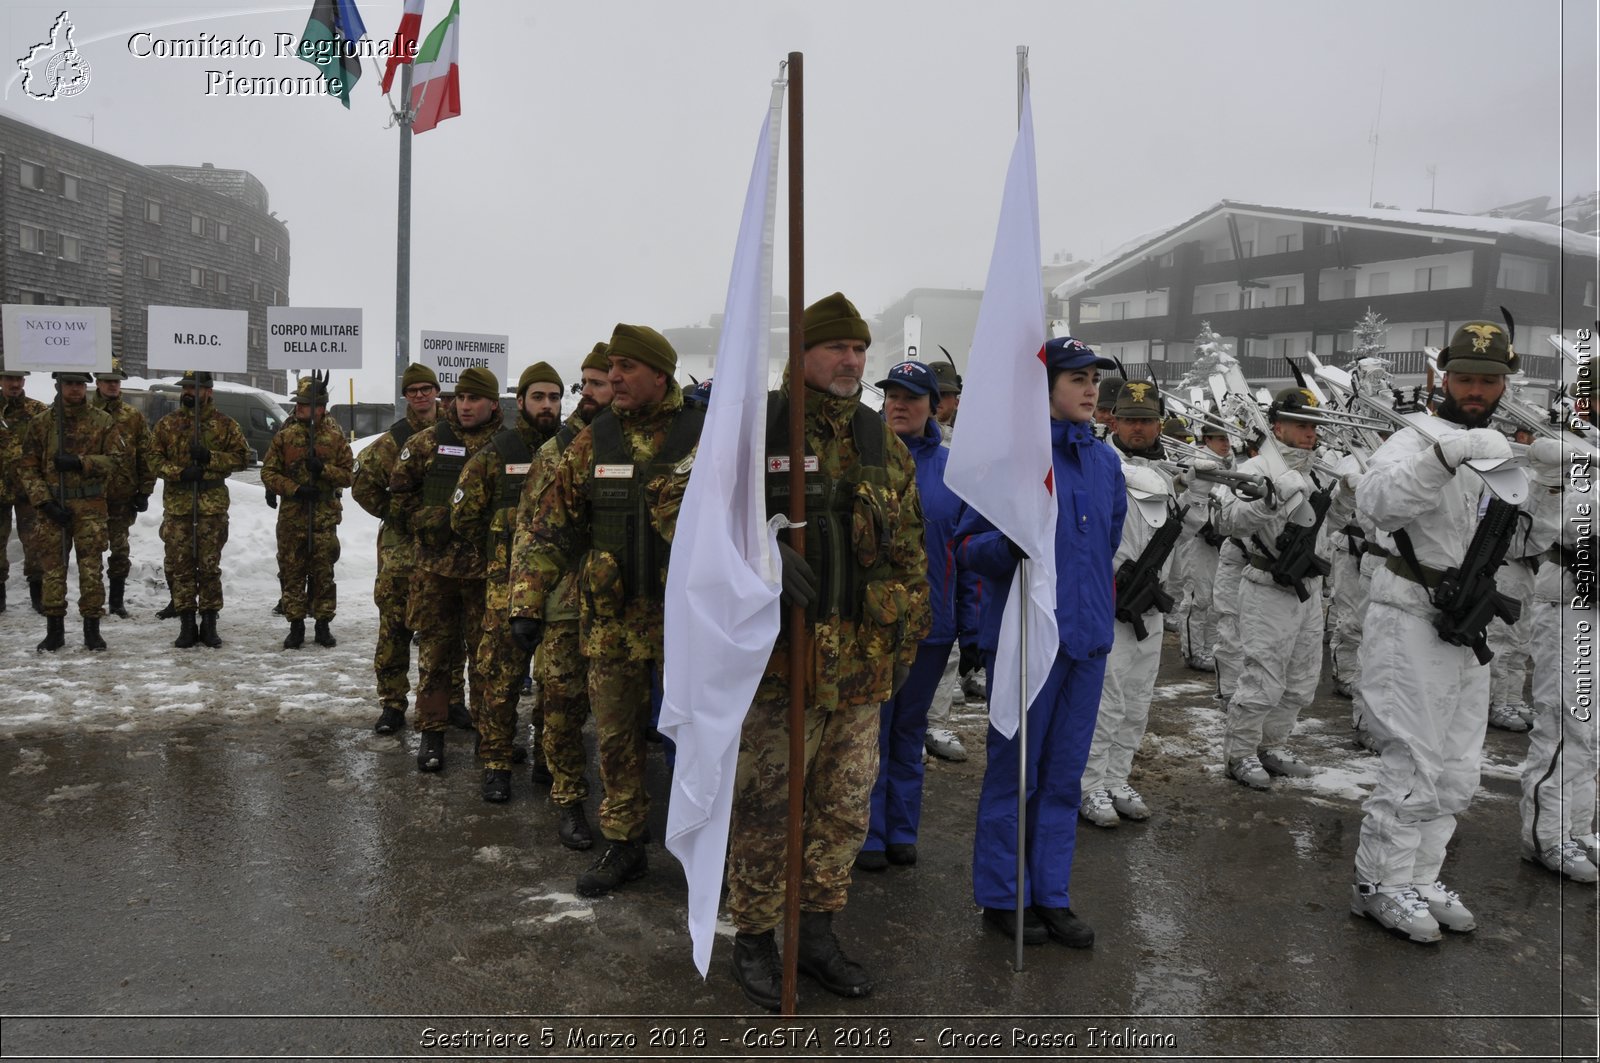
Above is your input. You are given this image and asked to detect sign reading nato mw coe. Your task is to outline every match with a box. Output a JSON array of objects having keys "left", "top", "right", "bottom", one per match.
[
  {"left": 267, "top": 307, "right": 363, "bottom": 370},
  {"left": 146, "top": 306, "right": 248, "bottom": 374},
  {"left": 1, "top": 305, "right": 113, "bottom": 374},
  {"left": 420, "top": 331, "right": 509, "bottom": 392}
]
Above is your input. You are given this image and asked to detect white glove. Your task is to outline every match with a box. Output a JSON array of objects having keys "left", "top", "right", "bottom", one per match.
[
  {"left": 1528, "top": 437, "right": 1564, "bottom": 468},
  {"left": 1439, "top": 428, "right": 1511, "bottom": 468},
  {"left": 1273, "top": 470, "right": 1309, "bottom": 502},
  {"left": 1342, "top": 471, "right": 1361, "bottom": 492},
  {"left": 1190, "top": 457, "right": 1222, "bottom": 473}
]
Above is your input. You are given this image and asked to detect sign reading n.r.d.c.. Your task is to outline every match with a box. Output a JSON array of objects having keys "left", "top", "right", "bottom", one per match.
[
  {"left": 0, "top": 305, "right": 112, "bottom": 374},
  {"left": 146, "top": 306, "right": 247, "bottom": 373},
  {"left": 267, "top": 307, "right": 363, "bottom": 370},
  {"left": 419, "top": 330, "right": 509, "bottom": 391}
]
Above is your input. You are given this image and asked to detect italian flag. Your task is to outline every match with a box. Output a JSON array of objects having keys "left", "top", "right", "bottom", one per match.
[
  {"left": 380, "top": 0, "right": 424, "bottom": 94},
  {"left": 409, "top": 0, "right": 460, "bottom": 134}
]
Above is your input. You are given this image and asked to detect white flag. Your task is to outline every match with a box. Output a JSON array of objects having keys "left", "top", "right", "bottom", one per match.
[
  {"left": 942, "top": 84, "right": 1056, "bottom": 740},
  {"left": 660, "top": 80, "right": 787, "bottom": 979}
]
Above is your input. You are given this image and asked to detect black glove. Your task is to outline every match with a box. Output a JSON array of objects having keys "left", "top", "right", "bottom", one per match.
[
  {"left": 132, "top": 494, "right": 150, "bottom": 513},
  {"left": 777, "top": 541, "right": 818, "bottom": 609},
  {"left": 892, "top": 662, "right": 910, "bottom": 696},
  {"left": 53, "top": 452, "right": 82, "bottom": 472},
  {"left": 1005, "top": 537, "right": 1029, "bottom": 561},
  {"left": 40, "top": 500, "right": 71, "bottom": 526},
  {"left": 305, "top": 455, "right": 325, "bottom": 476},
  {"left": 264, "top": 489, "right": 277, "bottom": 510},
  {"left": 293, "top": 484, "right": 320, "bottom": 501},
  {"left": 958, "top": 643, "right": 981, "bottom": 677},
  {"left": 510, "top": 617, "right": 545, "bottom": 655},
  {"left": 179, "top": 464, "right": 205, "bottom": 483},
  {"left": 189, "top": 442, "right": 211, "bottom": 465}
]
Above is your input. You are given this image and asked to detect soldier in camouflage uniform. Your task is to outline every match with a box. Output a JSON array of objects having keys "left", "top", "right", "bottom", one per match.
[
  {"left": 93, "top": 359, "right": 156, "bottom": 618},
  {"left": 509, "top": 325, "right": 702, "bottom": 897},
  {"left": 150, "top": 370, "right": 251, "bottom": 649},
  {"left": 263, "top": 377, "right": 356, "bottom": 650},
  {"left": 1, "top": 371, "right": 50, "bottom": 613},
  {"left": 725, "top": 292, "right": 930, "bottom": 1010},
  {"left": 390, "top": 367, "right": 504, "bottom": 774},
  {"left": 16, "top": 372, "right": 125, "bottom": 651},
  {"left": 353, "top": 364, "right": 468, "bottom": 733},
  {"left": 511, "top": 342, "right": 614, "bottom": 847},
  {"left": 451, "top": 362, "right": 564, "bottom": 801}
]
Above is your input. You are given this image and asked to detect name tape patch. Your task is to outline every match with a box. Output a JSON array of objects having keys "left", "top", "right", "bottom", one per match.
[
  {"left": 767, "top": 456, "right": 820, "bottom": 473},
  {"left": 596, "top": 464, "right": 635, "bottom": 479}
]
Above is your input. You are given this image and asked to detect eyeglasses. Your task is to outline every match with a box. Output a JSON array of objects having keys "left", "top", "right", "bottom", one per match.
[{"left": 403, "top": 386, "right": 436, "bottom": 397}]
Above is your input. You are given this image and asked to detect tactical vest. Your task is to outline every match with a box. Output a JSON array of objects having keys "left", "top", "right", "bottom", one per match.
[
  {"left": 589, "top": 405, "right": 704, "bottom": 602},
  {"left": 556, "top": 422, "right": 579, "bottom": 453},
  {"left": 420, "top": 421, "right": 469, "bottom": 507},
  {"left": 764, "top": 392, "right": 891, "bottom": 621},
  {"left": 388, "top": 415, "right": 418, "bottom": 450},
  {"left": 490, "top": 427, "right": 534, "bottom": 514}
]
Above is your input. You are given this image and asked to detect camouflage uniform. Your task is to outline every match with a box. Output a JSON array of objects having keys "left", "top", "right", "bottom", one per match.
[
  {"left": 509, "top": 386, "right": 699, "bottom": 843},
  {"left": 512, "top": 409, "right": 594, "bottom": 807},
  {"left": 389, "top": 405, "right": 503, "bottom": 733},
  {"left": 353, "top": 406, "right": 465, "bottom": 719},
  {"left": 149, "top": 401, "right": 250, "bottom": 612},
  {"left": 262, "top": 414, "right": 355, "bottom": 623},
  {"left": 726, "top": 380, "right": 930, "bottom": 933},
  {"left": 16, "top": 399, "right": 124, "bottom": 617},
  {"left": 1, "top": 393, "right": 49, "bottom": 591},
  {"left": 92, "top": 392, "right": 156, "bottom": 586},
  {"left": 451, "top": 412, "right": 556, "bottom": 771}
]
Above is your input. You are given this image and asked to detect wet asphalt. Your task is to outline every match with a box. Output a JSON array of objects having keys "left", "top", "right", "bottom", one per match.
[{"left": 1, "top": 633, "right": 1596, "bottom": 1062}]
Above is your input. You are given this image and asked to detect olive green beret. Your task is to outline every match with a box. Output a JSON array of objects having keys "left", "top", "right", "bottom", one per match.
[
  {"left": 454, "top": 366, "right": 500, "bottom": 400},
  {"left": 608, "top": 324, "right": 677, "bottom": 375},
  {"left": 1096, "top": 376, "right": 1124, "bottom": 409},
  {"left": 402, "top": 362, "right": 438, "bottom": 390},
  {"left": 581, "top": 342, "right": 612, "bottom": 374},
  {"left": 517, "top": 361, "right": 562, "bottom": 397},
  {"left": 1438, "top": 321, "right": 1519, "bottom": 376},
  {"left": 802, "top": 292, "right": 872, "bottom": 349}
]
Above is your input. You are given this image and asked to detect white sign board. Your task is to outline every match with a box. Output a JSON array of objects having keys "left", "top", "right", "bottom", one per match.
[
  {"left": 420, "top": 330, "right": 510, "bottom": 391},
  {"left": 267, "top": 307, "right": 364, "bottom": 370},
  {"left": 146, "top": 306, "right": 248, "bottom": 373},
  {"left": 1, "top": 305, "right": 113, "bottom": 374}
]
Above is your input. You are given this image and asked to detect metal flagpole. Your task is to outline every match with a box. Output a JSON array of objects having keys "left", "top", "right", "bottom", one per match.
[
  {"left": 394, "top": 63, "right": 414, "bottom": 417},
  {"left": 1013, "top": 42, "right": 1030, "bottom": 976},
  {"left": 781, "top": 48, "right": 806, "bottom": 1018}
]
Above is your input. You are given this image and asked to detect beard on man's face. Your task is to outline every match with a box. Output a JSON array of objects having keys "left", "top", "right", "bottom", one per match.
[{"left": 1435, "top": 390, "right": 1500, "bottom": 428}]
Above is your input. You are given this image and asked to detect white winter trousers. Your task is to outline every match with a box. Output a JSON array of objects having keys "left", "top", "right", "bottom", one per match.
[
  {"left": 1212, "top": 544, "right": 1247, "bottom": 703},
  {"left": 1222, "top": 572, "right": 1324, "bottom": 764},
  {"left": 1081, "top": 611, "right": 1163, "bottom": 793},
  {"left": 1179, "top": 538, "right": 1221, "bottom": 663},
  {"left": 1487, "top": 560, "right": 1536, "bottom": 708},
  {"left": 1519, "top": 601, "right": 1599, "bottom": 852}
]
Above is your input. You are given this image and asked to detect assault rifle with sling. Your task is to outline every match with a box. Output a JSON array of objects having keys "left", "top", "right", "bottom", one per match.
[
  {"left": 1260, "top": 478, "right": 1333, "bottom": 602},
  {"left": 1114, "top": 501, "right": 1187, "bottom": 641},
  {"left": 1394, "top": 497, "right": 1522, "bottom": 664}
]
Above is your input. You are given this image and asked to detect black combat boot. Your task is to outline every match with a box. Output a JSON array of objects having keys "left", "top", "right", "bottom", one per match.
[
  {"left": 796, "top": 911, "right": 873, "bottom": 998},
  {"left": 1, "top": 581, "right": 8, "bottom": 612},
  {"left": 29, "top": 578, "right": 43, "bottom": 614},
  {"left": 447, "top": 702, "right": 475, "bottom": 730},
  {"left": 576, "top": 839, "right": 647, "bottom": 897},
  {"left": 174, "top": 611, "right": 199, "bottom": 649},
  {"left": 373, "top": 707, "right": 406, "bottom": 734},
  {"left": 36, "top": 615, "right": 65, "bottom": 652},
  {"left": 481, "top": 769, "right": 511, "bottom": 803},
  {"left": 109, "top": 577, "right": 128, "bottom": 618},
  {"left": 417, "top": 731, "right": 445, "bottom": 773},
  {"left": 283, "top": 619, "right": 305, "bottom": 649},
  {"left": 557, "top": 803, "right": 594, "bottom": 851},
  {"left": 730, "top": 930, "right": 784, "bottom": 1012},
  {"left": 83, "top": 616, "right": 106, "bottom": 651},
  {"left": 155, "top": 600, "right": 178, "bottom": 620},
  {"left": 198, "top": 611, "right": 222, "bottom": 648},
  {"left": 313, "top": 619, "right": 336, "bottom": 647}
]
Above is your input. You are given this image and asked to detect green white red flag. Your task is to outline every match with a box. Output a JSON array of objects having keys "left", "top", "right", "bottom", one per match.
[{"left": 409, "top": 0, "right": 459, "bottom": 133}]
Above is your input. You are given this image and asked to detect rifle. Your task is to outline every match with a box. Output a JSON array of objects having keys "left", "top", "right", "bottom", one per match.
[
  {"left": 1398, "top": 497, "right": 1522, "bottom": 664},
  {"left": 1114, "top": 501, "right": 1187, "bottom": 640},
  {"left": 1260, "top": 481, "right": 1333, "bottom": 602}
]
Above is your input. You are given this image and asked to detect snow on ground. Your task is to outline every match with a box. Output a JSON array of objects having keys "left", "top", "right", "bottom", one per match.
[{"left": 1, "top": 438, "right": 389, "bottom": 738}]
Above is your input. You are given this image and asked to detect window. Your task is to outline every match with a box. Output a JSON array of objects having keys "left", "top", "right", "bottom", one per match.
[
  {"left": 191, "top": 213, "right": 206, "bottom": 236},
  {"left": 1412, "top": 327, "right": 1444, "bottom": 349},
  {"left": 253, "top": 234, "right": 262, "bottom": 254},
  {"left": 1274, "top": 337, "right": 1299, "bottom": 359},
  {"left": 214, "top": 271, "right": 228, "bottom": 294},
  {"left": 1414, "top": 265, "right": 1448, "bottom": 292},
  {"left": 19, "top": 223, "right": 45, "bottom": 253},
  {"left": 59, "top": 235, "right": 82, "bottom": 262},
  {"left": 107, "top": 246, "right": 123, "bottom": 267},
  {"left": 1239, "top": 240, "right": 1254, "bottom": 258},
  {"left": 1109, "top": 301, "right": 1128, "bottom": 320},
  {"left": 1214, "top": 292, "right": 1231, "bottom": 311},
  {"left": 1368, "top": 272, "right": 1390, "bottom": 296},
  {"left": 19, "top": 161, "right": 44, "bottom": 190},
  {"left": 1144, "top": 296, "right": 1161, "bottom": 316},
  {"left": 108, "top": 189, "right": 124, "bottom": 216},
  {"left": 1497, "top": 254, "right": 1550, "bottom": 294},
  {"left": 251, "top": 280, "right": 261, "bottom": 302},
  {"left": 1341, "top": 276, "right": 1356, "bottom": 299},
  {"left": 190, "top": 266, "right": 206, "bottom": 288},
  {"left": 217, "top": 221, "right": 229, "bottom": 244},
  {"left": 273, "top": 288, "right": 284, "bottom": 305},
  {"left": 249, "top": 326, "right": 262, "bottom": 349},
  {"left": 1274, "top": 233, "right": 1302, "bottom": 254},
  {"left": 145, "top": 200, "right": 162, "bottom": 224},
  {"left": 271, "top": 242, "right": 280, "bottom": 262},
  {"left": 1157, "top": 251, "right": 1175, "bottom": 267},
  {"left": 1273, "top": 285, "right": 1299, "bottom": 307},
  {"left": 61, "top": 174, "right": 80, "bottom": 201},
  {"left": 17, "top": 289, "right": 46, "bottom": 305},
  {"left": 59, "top": 296, "right": 80, "bottom": 306},
  {"left": 143, "top": 255, "right": 160, "bottom": 280}
]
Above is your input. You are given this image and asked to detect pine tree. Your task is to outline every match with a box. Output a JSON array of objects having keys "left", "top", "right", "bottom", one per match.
[
  {"left": 1179, "top": 321, "right": 1236, "bottom": 389},
  {"left": 1350, "top": 307, "right": 1388, "bottom": 362}
]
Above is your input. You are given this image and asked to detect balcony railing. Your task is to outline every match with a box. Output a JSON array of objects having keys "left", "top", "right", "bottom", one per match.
[{"left": 1120, "top": 350, "right": 1565, "bottom": 386}]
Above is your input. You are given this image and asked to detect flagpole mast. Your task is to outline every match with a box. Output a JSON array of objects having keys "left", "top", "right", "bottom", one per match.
[
  {"left": 781, "top": 48, "right": 806, "bottom": 1019},
  {"left": 394, "top": 63, "right": 414, "bottom": 416},
  {"left": 1013, "top": 42, "right": 1029, "bottom": 977}
]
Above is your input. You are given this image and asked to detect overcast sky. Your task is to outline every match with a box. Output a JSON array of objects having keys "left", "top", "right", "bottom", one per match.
[{"left": 2, "top": 0, "right": 1595, "bottom": 400}]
